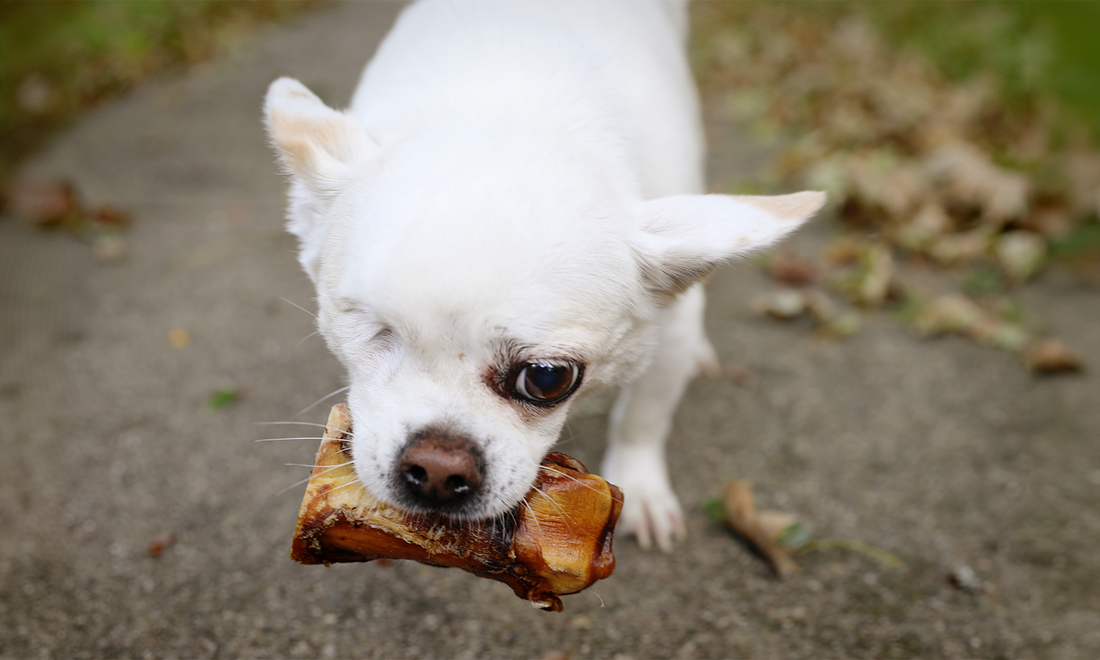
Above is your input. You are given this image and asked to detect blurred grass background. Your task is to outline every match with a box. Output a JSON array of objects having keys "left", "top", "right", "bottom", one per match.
[
  {"left": 692, "top": 0, "right": 1100, "bottom": 141},
  {"left": 862, "top": 1, "right": 1099, "bottom": 133},
  {"left": 1, "top": 0, "right": 1097, "bottom": 179},
  {"left": 0, "top": 0, "right": 324, "bottom": 180}
]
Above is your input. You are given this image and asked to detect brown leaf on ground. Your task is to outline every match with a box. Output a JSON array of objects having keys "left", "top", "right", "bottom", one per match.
[
  {"left": 752, "top": 289, "right": 806, "bottom": 320},
  {"left": 768, "top": 246, "right": 817, "bottom": 286},
  {"left": 928, "top": 226, "right": 995, "bottom": 266},
  {"left": 947, "top": 564, "right": 994, "bottom": 595},
  {"left": 756, "top": 511, "right": 800, "bottom": 541},
  {"left": 1023, "top": 339, "right": 1084, "bottom": 374},
  {"left": 995, "top": 231, "right": 1047, "bottom": 283},
  {"left": 168, "top": 329, "right": 192, "bottom": 349},
  {"left": 1063, "top": 151, "right": 1100, "bottom": 218},
  {"left": 147, "top": 532, "right": 177, "bottom": 558},
  {"left": 824, "top": 235, "right": 866, "bottom": 266},
  {"left": 3, "top": 178, "right": 80, "bottom": 225},
  {"left": 912, "top": 293, "right": 1030, "bottom": 353},
  {"left": 894, "top": 203, "right": 952, "bottom": 253},
  {"left": 89, "top": 203, "right": 133, "bottom": 228},
  {"left": 924, "top": 142, "right": 1030, "bottom": 227},
  {"left": 720, "top": 481, "right": 800, "bottom": 578},
  {"left": 855, "top": 242, "right": 895, "bottom": 306},
  {"left": 752, "top": 287, "right": 860, "bottom": 339}
]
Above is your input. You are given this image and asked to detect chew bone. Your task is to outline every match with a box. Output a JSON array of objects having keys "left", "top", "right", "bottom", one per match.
[{"left": 291, "top": 404, "right": 624, "bottom": 611}]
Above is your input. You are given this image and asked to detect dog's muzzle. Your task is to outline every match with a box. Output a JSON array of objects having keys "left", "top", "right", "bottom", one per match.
[{"left": 397, "top": 429, "right": 484, "bottom": 512}]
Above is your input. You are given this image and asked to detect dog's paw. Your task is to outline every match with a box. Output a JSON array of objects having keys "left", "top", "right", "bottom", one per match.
[
  {"left": 601, "top": 452, "right": 685, "bottom": 552},
  {"left": 620, "top": 483, "right": 686, "bottom": 552}
]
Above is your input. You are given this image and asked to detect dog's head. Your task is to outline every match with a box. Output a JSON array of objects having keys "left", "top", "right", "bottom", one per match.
[{"left": 265, "top": 78, "right": 824, "bottom": 520}]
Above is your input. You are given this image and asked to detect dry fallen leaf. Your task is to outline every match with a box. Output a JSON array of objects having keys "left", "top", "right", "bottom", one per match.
[
  {"left": 928, "top": 227, "right": 994, "bottom": 266},
  {"left": 894, "top": 203, "right": 952, "bottom": 253},
  {"left": 3, "top": 178, "right": 80, "bottom": 226},
  {"left": 924, "top": 142, "right": 1030, "bottom": 227},
  {"left": 147, "top": 532, "right": 177, "bottom": 558},
  {"left": 168, "top": 329, "right": 192, "bottom": 349},
  {"left": 752, "top": 287, "right": 860, "bottom": 339},
  {"left": 1023, "top": 339, "right": 1084, "bottom": 374},
  {"left": 912, "top": 293, "right": 1029, "bottom": 353},
  {"left": 828, "top": 241, "right": 898, "bottom": 307},
  {"left": 995, "top": 230, "right": 1046, "bottom": 283},
  {"left": 752, "top": 289, "right": 806, "bottom": 320},
  {"left": 88, "top": 203, "right": 133, "bottom": 228},
  {"left": 913, "top": 293, "right": 988, "bottom": 336},
  {"left": 825, "top": 235, "right": 866, "bottom": 266},
  {"left": 947, "top": 564, "right": 993, "bottom": 595},
  {"left": 855, "top": 242, "right": 895, "bottom": 306},
  {"left": 768, "top": 247, "right": 817, "bottom": 286},
  {"left": 719, "top": 480, "right": 800, "bottom": 578}
]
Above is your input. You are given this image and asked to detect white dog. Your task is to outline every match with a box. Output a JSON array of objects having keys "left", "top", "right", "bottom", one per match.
[{"left": 265, "top": 0, "right": 823, "bottom": 551}]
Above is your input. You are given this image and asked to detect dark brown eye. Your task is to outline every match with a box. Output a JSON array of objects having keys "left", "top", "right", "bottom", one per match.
[{"left": 514, "top": 362, "right": 581, "bottom": 405}]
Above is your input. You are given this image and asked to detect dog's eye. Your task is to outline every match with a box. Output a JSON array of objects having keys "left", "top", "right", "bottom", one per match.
[{"left": 514, "top": 362, "right": 582, "bottom": 405}]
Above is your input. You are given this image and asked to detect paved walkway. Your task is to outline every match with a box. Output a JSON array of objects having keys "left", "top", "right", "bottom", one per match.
[{"left": 2, "top": 3, "right": 1098, "bottom": 658}]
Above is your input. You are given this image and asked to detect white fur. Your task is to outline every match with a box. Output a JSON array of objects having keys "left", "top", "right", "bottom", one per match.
[{"left": 265, "top": 0, "right": 824, "bottom": 551}]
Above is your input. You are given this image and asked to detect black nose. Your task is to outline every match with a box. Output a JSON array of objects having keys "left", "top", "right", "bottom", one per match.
[{"left": 398, "top": 430, "right": 483, "bottom": 509}]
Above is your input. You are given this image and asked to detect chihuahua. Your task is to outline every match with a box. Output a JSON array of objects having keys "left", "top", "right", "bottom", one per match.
[{"left": 265, "top": 0, "right": 823, "bottom": 551}]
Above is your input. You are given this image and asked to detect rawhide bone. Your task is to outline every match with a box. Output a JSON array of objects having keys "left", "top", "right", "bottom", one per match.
[{"left": 291, "top": 404, "right": 624, "bottom": 612}]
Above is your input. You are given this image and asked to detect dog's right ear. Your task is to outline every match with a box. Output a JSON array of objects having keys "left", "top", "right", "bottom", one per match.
[
  {"left": 265, "top": 78, "right": 378, "bottom": 280},
  {"left": 264, "top": 77, "right": 376, "bottom": 196}
]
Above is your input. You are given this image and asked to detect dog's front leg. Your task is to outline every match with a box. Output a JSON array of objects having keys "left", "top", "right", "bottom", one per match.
[{"left": 601, "top": 285, "right": 715, "bottom": 551}]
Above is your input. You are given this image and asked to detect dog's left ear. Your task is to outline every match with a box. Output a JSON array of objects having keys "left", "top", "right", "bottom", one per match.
[{"left": 632, "top": 191, "right": 826, "bottom": 298}]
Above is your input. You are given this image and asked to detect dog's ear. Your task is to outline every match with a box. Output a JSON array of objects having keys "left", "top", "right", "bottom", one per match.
[
  {"left": 265, "top": 78, "right": 377, "bottom": 280},
  {"left": 264, "top": 77, "right": 376, "bottom": 194},
  {"left": 632, "top": 191, "right": 826, "bottom": 299}
]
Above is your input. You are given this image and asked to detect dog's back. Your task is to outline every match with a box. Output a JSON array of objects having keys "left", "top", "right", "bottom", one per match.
[{"left": 349, "top": 0, "right": 703, "bottom": 199}]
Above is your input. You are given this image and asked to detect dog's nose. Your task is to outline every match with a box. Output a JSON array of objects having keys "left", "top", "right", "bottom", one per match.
[{"left": 398, "top": 431, "right": 483, "bottom": 508}]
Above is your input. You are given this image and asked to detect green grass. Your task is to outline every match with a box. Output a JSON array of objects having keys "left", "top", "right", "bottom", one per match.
[
  {"left": 0, "top": 0, "right": 323, "bottom": 179},
  {"left": 859, "top": 0, "right": 1100, "bottom": 141},
  {"left": 692, "top": 0, "right": 1100, "bottom": 145},
  {"left": 1048, "top": 220, "right": 1100, "bottom": 260}
]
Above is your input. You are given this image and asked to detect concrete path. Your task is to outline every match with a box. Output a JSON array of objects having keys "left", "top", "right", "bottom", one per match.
[{"left": 2, "top": 3, "right": 1098, "bottom": 658}]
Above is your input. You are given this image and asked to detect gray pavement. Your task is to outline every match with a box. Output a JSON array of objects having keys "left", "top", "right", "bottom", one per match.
[{"left": 2, "top": 3, "right": 1099, "bottom": 658}]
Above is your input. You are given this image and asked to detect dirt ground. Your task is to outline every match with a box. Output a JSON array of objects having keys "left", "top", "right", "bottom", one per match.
[{"left": 2, "top": 3, "right": 1098, "bottom": 659}]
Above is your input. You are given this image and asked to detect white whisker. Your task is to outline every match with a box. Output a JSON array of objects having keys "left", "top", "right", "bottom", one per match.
[
  {"left": 255, "top": 421, "right": 342, "bottom": 433},
  {"left": 280, "top": 297, "right": 317, "bottom": 319},
  {"left": 276, "top": 473, "right": 317, "bottom": 495},
  {"left": 540, "top": 465, "right": 613, "bottom": 498},
  {"left": 254, "top": 436, "right": 322, "bottom": 443},
  {"left": 555, "top": 424, "right": 581, "bottom": 449},
  {"left": 521, "top": 499, "right": 544, "bottom": 536},
  {"left": 276, "top": 463, "right": 347, "bottom": 495},
  {"left": 326, "top": 478, "right": 364, "bottom": 497},
  {"left": 532, "top": 490, "right": 587, "bottom": 538},
  {"left": 294, "top": 329, "right": 323, "bottom": 351},
  {"left": 294, "top": 385, "right": 350, "bottom": 419}
]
